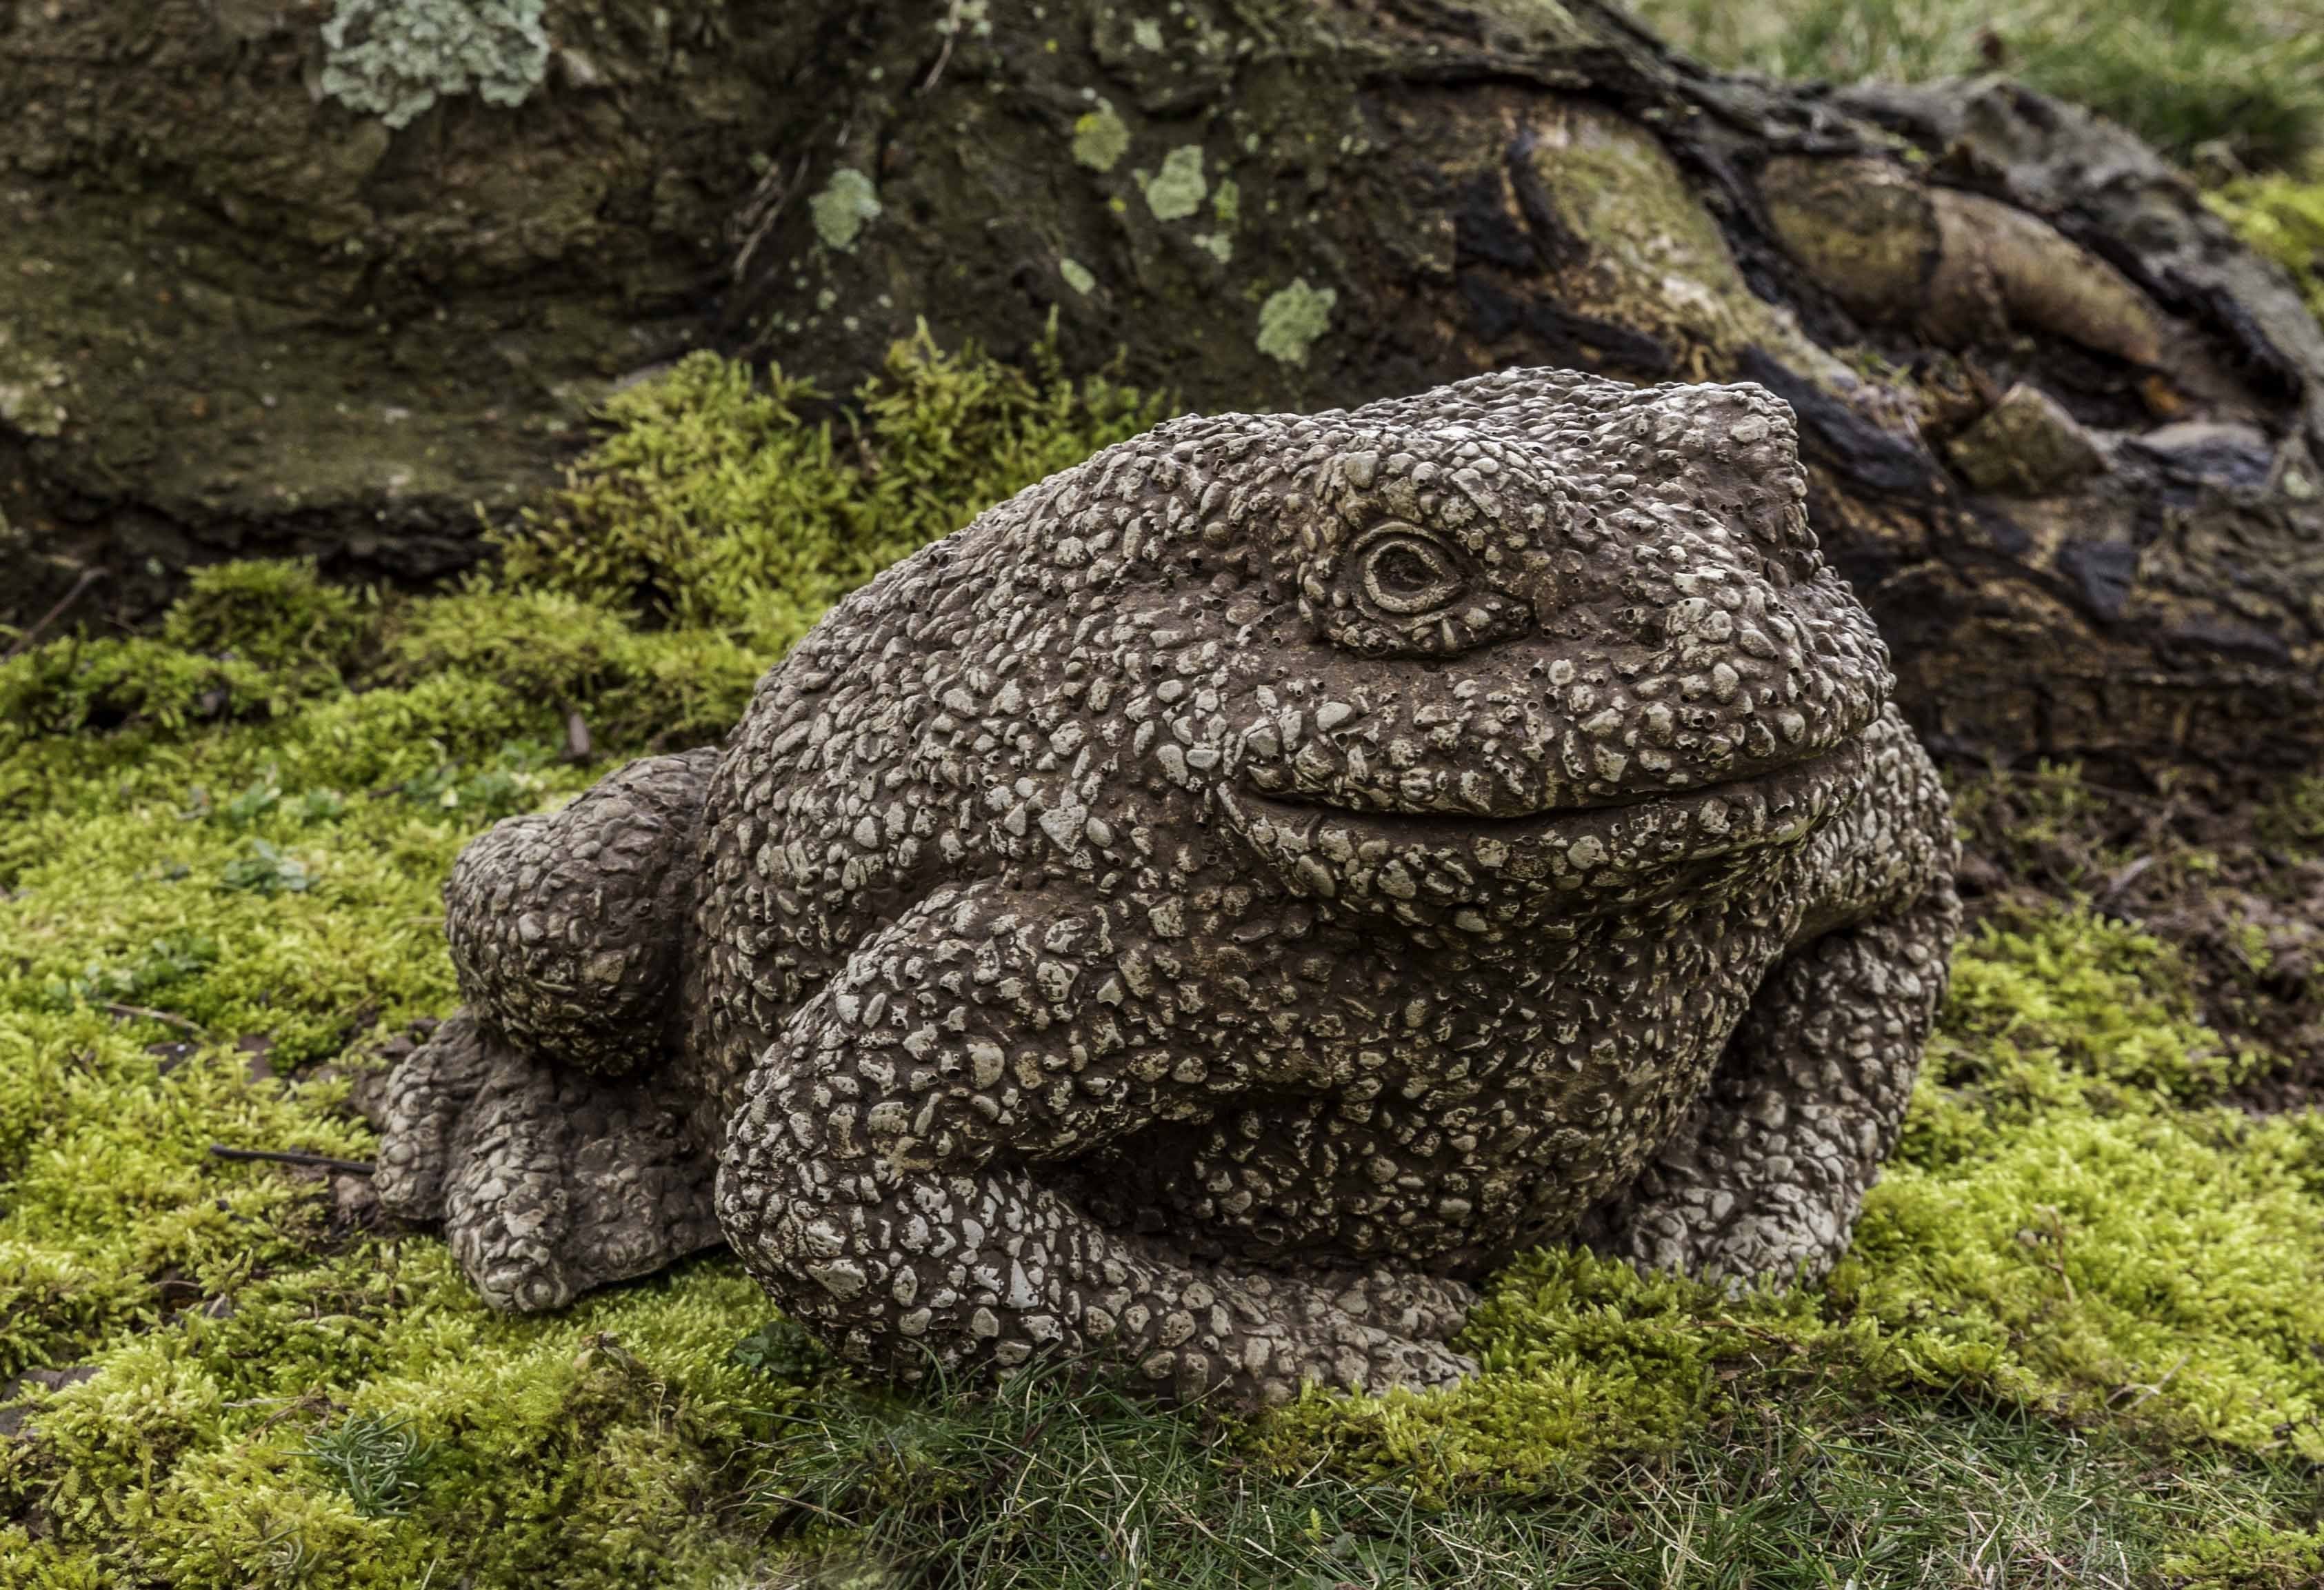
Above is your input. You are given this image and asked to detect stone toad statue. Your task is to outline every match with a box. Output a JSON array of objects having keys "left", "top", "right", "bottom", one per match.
[{"left": 376, "top": 367, "right": 1959, "bottom": 1405}]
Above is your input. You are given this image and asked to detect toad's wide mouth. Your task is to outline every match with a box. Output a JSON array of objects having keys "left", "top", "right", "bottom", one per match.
[{"left": 1217, "top": 732, "right": 1868, "bottom": 907}]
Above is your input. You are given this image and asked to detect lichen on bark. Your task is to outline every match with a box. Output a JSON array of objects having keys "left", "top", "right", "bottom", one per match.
[{"left": 0, "top": 0, "right": 816, "bottom": 624}]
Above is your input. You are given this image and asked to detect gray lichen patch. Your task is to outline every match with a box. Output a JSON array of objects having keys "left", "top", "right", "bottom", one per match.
[
  {"left": 1256, "top": 279, "right": 1337, "bottom": 366},
  {"left": 319, "top": 0, "right": 550, "bottom": 130},
  {"left": 1072, "top": 100, "right": 1132, "bottom": 172},
  {"left": 812, "top": 170, "right": 884, "bottom": 252},
  {"left": 1061, "top": 258, "right": 1098, "bottom": 295},
  {"left": 0, "top": 328, "right": 70, "bottom": 438},
  {"left": 1141, "top": 146, "right": 1208, "bottom": 221}
]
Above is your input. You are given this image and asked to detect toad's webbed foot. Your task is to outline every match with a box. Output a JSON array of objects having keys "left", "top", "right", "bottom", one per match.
[{"left": 373, "top": 1012, "right": 721, "bottom": 1311}]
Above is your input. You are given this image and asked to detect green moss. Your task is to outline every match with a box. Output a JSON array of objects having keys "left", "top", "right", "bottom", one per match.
[
  {"left": 492, "top": 328, "right": 1162, "bottom": 646},
  {"left": 2209, "top": 175, "right": 2324, "bottom": 323},
  {"left": 163, "top": 561, "right": 376, "bottom": 691},
  {"left": 0, "top": 650, "right": 774, "bottom": 1580},
  {"left": 2164, "top": 1522, "right": 2324, "bottom": 1589},
  {"left": 0, "top": 640, "right": 279, "bottom": 748},
  {"left": 1, "top": 562, "right": 375, "bottom": 756},
  {"left": 1932, "top": 902, "right": 2269, "bottom": 1103},
  {"left": 381, "top": 586, "right": 761, "bottom": 752},
  {"left": 1253, "top": 1250, "right": 1852, "bottom": 1497}
]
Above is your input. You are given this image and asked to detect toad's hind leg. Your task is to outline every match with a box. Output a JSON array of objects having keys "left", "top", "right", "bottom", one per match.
[
  {"left": 1582, "top": 878, "right": 1961, "bottom": 1285},
  {"left": 713, "top": 876, "right": 1474, "bottom": 1407},
  {"left": 444, "top": 748, "right": 719, "bottom": 1075},
  {"left": 372, "top": 748, "right": 728, "bottom": 1311}
]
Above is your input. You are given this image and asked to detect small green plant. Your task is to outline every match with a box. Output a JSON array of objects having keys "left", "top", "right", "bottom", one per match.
[
  {"left": 220, "top": 839, "right": 317, "bottom": 896},
  {"left": 186, "top": 770, "right": 349, "bottom": 829},
  {"left": 41, "top": 932, "right": 221, "bottom": 1013},
  {"left": 397, "top": 739, "right": 554, "bottom": 822},
  {"left": 303, "top": 1411, "right": 434, "bottom": 1518},
  {"left": 730, "top": 1318, "right": 835, "bottom": 1382},
  {"left": 223, "top": 775, "right": 283, "bottom": 828}
]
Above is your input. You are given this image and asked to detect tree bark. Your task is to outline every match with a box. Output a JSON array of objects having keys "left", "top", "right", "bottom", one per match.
[{"left": 3, "top": 0, "right": 2320, "bottom": 788}]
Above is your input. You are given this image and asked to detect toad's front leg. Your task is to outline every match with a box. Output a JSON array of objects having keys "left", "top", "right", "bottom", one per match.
[
  {"left": 713, "top": 877, "right": 1475, "bottom": 1407},
  {"left": 1583, "top": 876, "right": 1961, "bottom": 1285},
  {"left": 1584, "top": 706, "right": 1961, "bottom": 1285}
]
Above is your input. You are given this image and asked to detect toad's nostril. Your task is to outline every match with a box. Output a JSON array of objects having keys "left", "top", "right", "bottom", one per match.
[{"left": 1611, "top": 604, "right": 1665, "bottom": 644}]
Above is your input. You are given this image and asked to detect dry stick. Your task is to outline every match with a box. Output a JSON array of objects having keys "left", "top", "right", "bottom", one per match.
[
  {"left": 209, "top": 1144, "right": 379, "bottom": 1176},
  {"left": 1, "top": 566, "right": 106, "bottom": 662},
  {"left": 103, "top": 1002, "right": 206, "bottom": 1035},
  {"left": 731, "top": 152, "right": 810, "bottom": 280}
]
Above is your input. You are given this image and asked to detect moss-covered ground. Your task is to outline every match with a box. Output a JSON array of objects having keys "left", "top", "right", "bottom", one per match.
[
  {"left": 7, "top": 338, "right": 2324, "bottom": 1586},
  {"left": 1632, "top": 0, "right": 2324, "bottom": 176},
  {"left": 1632, "top": 0, "right": 2324, "bottom": 326}
]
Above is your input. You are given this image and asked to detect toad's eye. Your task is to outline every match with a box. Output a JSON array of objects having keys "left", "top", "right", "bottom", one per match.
[
  {"left": 1358, "top": 526, "right": 1462, "bottom": 615},
  {"left": 1309, "top": 519, "right": 1529, "bottom": 657}
]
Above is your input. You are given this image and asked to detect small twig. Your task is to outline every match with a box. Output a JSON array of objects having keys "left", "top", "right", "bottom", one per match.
[
  {"left": 918, "top": 0, "right": 965, "bottom": 93},
  {"left": 1714, "top": 1315, "right": 1807, "bottom": 1353},
  {"left": 752, "top": 1487, "right": 853, "bottom": 1527},
  {"left": 209, "top": 1144, "right": 379, "bottom": 1176},
  {"left": 103, "top": 1002, "right": 207, "bottom": 1035},
  {"left": 2094, "top": 853, "right": 2156, "bottom": 904},
  {"left": 2, "top": 566, "right": 106, "bottom": 662},
  {"left": 2110, "top": 1350, "right": 2192, "bottom": 1411},
  {"left": 731, "top": 152, "right": 811, "bottom": 280}
]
